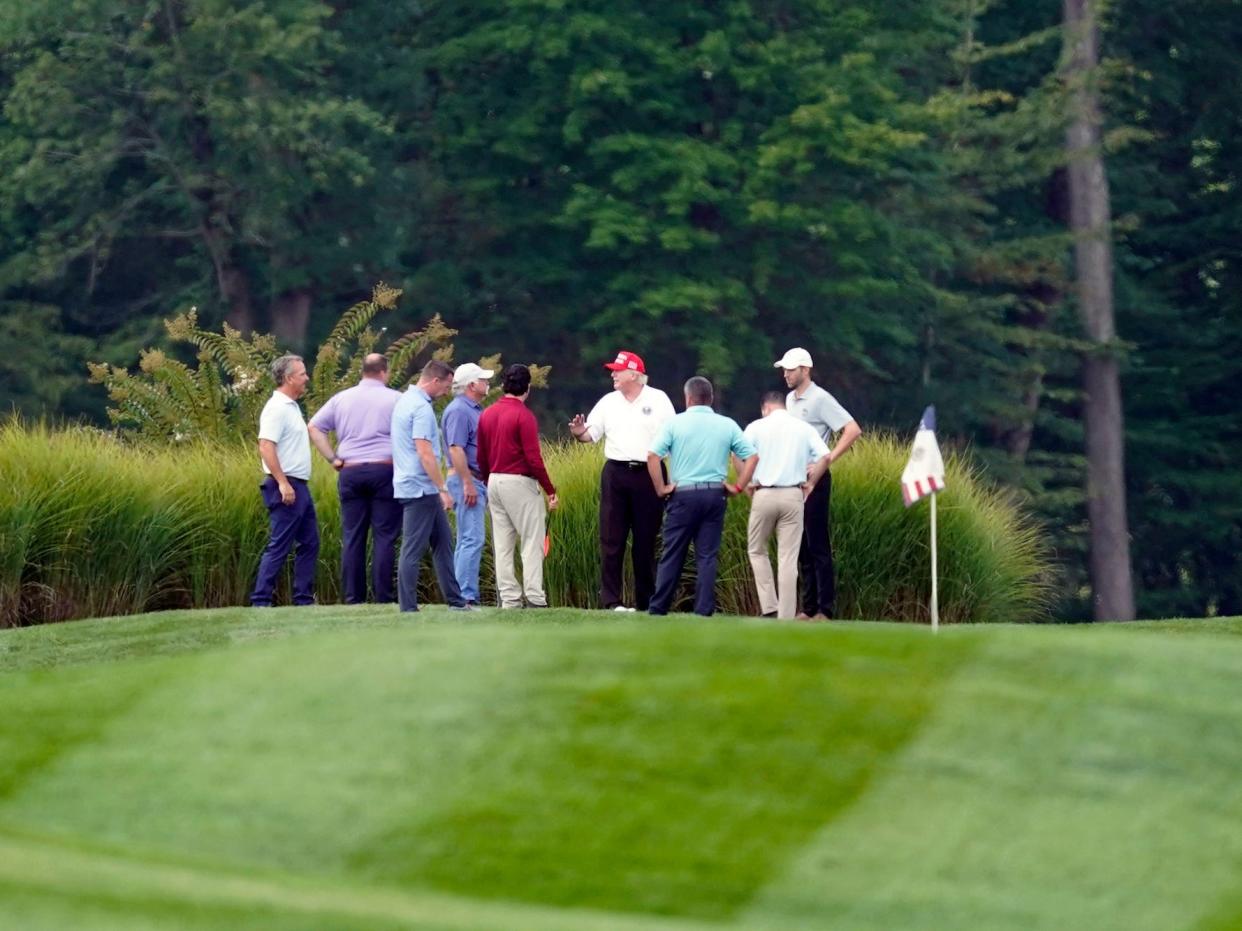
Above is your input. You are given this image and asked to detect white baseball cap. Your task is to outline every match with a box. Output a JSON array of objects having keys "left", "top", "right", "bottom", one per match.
[
  {"left": 453, "top": 362, "right": 495, "bottom": 386},
  {"left": 774, "top": 347, "right": 813, "bottom": 370}
]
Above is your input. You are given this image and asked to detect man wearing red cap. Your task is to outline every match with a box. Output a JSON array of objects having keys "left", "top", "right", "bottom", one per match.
[{"left": 569, "top": 350, "right": 676, "bottom": 611}]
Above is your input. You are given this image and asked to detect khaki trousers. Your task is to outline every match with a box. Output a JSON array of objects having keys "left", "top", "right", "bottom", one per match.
[
  {"left": 747, "top": 487, "right": 805, "bottom": 618},
  {"left": 487, "top": 473, "right": 548, "bottom": 608}
]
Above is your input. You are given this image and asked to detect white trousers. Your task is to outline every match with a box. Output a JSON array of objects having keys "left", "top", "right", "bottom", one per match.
[
  {"left": 747, "top": 487, "right": 805, "bottom": 618},
  {"left": 487, "top": 474, "right": 548, "bottom": 608}
]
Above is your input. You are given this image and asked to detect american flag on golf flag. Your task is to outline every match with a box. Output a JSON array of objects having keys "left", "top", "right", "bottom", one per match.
[{"left": 901, "top": 405, "right": 946, "bottom": 507}]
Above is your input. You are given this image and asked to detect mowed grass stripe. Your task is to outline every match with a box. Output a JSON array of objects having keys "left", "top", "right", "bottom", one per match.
[
  {"left": 0, "top": 831, "right": 719, "bottom": 931},
  {"left": 0, "top": 613, "right": 975, "bottom": 921},
  {"left": 745, "top": 626, "right": 1242, "bottom": 931}
]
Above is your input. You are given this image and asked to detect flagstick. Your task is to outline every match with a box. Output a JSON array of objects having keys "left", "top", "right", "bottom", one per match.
[{"left": 930, "top": 493, "right": 940, "bottom": 632}]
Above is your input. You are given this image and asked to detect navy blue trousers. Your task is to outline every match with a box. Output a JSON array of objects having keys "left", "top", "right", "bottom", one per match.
[
  {"left": 250, "top": 477, "right": 319, "bottom": 606},
  {"left": 397, "top": 495, "right": 465, "bottom": 612},
  {"left": 338, "top": 463, "right": 401, "bottom": 604},
  {"left": 648, "top": 488, "right": 727, "bottom": 617}
]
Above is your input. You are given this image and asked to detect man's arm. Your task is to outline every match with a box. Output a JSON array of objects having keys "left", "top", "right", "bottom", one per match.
[
  {"left": 647, "top": 452, "right": 674, "bottom": 497},
  {"left": 476, "top": 416, "right": 491, "bottom": 483},
  {"left": 804, "top": 453, "right": 831, "bottom": 498},
  {"left": 258, "top": 439, "right": 295, "bottom": 504},
  {"left": 519, "top": 409, "right": 557, "bottom": 501},
  {"left": 308, "top": 425, "right": 343, "bottom": 470},
  {"left": 829, "top": 420, "right": 862, "bottom": 464},
  {"left": 414, "top": 438, "right": 453, "bottom": 511},
  {"left": 568, "top": 414, "right": 596, "bottom": 443},
  {"left": 731, "top": 454, "right": 759, "bottom": 494},
  {"left": 448, "top": 445, "right": 478, "bottom": 506}
]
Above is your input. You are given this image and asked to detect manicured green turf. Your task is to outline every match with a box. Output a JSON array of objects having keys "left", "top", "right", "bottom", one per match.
[{"left": 3, "top": 608, "right": 1242, "bottom": 930}]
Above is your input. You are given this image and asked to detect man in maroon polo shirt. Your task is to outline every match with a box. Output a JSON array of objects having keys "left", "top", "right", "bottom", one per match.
[{"left": 477, "top": 364, "right": 559, "bottom": 608}]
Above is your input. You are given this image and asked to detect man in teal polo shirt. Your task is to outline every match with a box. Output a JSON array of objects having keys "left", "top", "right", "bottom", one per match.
[{"left": 646, "top": 376, "right": 758, "bottom": 616}]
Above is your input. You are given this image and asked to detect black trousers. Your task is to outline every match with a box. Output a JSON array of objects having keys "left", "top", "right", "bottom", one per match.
[
  {"left": 338, "top": 463, "right": 401, "bottom": 604},
  {"left": 798, "top": 470, "right": 835, "bottom": 616},
  {"left": 599, "top": 459, "right": 665, "bottom": 609}
]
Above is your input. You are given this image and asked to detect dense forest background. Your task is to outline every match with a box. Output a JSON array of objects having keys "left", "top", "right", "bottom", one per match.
[{"left": 1, "top": 0, "right": 1238, "bottom": 620}]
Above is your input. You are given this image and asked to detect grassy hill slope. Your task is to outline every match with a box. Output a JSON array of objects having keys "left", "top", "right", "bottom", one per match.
[{"left": 3, "top": 608, "right": 1242, "bottom": 930}]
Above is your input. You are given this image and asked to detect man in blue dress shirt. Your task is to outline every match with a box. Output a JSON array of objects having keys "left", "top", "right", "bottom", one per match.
[
  {"left": 646, "top": 376, "right": 758, "bottom": 616},
  {"left": 391, "top": 359, "right": 469, "bottom": 613}
]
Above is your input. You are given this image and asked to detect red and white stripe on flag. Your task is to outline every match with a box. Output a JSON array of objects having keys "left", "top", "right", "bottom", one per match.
[{"left": 901, "top": 406, "right": 946, "bottom": 508}]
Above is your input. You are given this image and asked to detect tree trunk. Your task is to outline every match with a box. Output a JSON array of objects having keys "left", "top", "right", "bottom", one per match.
[
  {"left": 220, "top": 264, "right": 255, "bottom": 334},
  {"left": 1063, "top": 0, "right": 1135, "bottom": 620},
  {"left": 270, "top": 288, "right": 313, "bottom": 350},
  {"left": 196, "top": 219, "right": 255, "bottom": 334}
]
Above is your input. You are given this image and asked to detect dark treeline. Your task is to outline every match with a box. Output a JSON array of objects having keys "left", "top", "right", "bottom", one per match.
[{"left": 0, "top": 0, "right": 1238, "bottom": 619}]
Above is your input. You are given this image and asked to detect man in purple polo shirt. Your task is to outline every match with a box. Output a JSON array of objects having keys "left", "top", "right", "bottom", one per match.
[
  {"left": 443, "top": 362, "right": 494, "bottom": 606},
  {"left": 309, "top": 353, "right": 403, "bottom": 603}
]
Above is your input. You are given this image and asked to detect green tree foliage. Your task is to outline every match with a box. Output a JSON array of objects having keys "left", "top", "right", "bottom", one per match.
[
  {"left": 1, "top": 0, "right": 1237, "bottom": 617},
  {"left": 0, "top": 0, "right": 401, "bottom": 345},
  {"left": 1103, "top": 1, "right": 1242, "bottom": 617},
  {"left": 87, "top": 284, "right": 457, "bottom": 443}
]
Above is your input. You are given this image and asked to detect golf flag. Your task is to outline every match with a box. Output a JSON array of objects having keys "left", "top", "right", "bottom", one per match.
[{"left": 901, "top": 406, "right": 946, "bottom": 507}]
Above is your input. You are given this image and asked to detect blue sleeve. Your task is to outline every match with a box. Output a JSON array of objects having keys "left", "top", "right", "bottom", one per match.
[
  {"left": 442, "top": 404, "right": 470, "bottom": 449},
  {"left": 730, "top": 421, "right": 757, "bottom": 458},
  {"left": 650, "top": 419, "right": 674, "bottom": 457},
  {"left": 410, "top": 401, "right": 436, "bottom": 442}
]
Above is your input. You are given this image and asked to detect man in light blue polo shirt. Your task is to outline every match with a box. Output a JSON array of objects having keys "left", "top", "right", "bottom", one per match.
[
  {"left": 391, "top": 359, "right": 468, "bottom": 613},
  {"left": 646, "top": 376, "right": 758, "bottom": 616}
]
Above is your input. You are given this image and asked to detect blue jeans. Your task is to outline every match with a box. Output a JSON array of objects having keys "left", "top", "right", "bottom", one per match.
[
  {"left": 447, "top": 473, "right": 488, "bottom": 603},
  {"left": 250, "top": 477, "right": 320, "bottom": 606},
  {"left": 397, "top": 495, "right": 464, "bottom": 612},
  {"left": 648, "top": 488, "right": 727, "bottom": 617}
]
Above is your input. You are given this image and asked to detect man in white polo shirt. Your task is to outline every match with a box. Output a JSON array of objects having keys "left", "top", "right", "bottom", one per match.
[
  {"left": 250, "top": 353, "right": 319, "bottom": 607},
  {"left": 568, "top": 349, "right": 675, "bottom": 611},
  {"left": 776, "top": 347, "right": 862, "bottom": 619},
  {"left": 742, "top": 391, "right": 831, "bottom": 619}
]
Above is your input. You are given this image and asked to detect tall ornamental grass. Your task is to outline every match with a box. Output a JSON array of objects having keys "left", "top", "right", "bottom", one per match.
[
  {"left": 0, "top": 422, "right": 1052, "bottom": 626},
  {"left": 542, "top": 439, "right": 1052, "bottom": 621}
]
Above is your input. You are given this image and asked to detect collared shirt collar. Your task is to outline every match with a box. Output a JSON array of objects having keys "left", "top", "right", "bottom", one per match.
[
  {"left": 687, "top": 405, "right": 713, "bottom": 413},
  {"left": 792, "top": 380, "right": 819, "bottom": 401}
]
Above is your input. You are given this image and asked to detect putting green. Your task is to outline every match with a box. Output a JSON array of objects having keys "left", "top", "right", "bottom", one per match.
[{"left": 2, "top": 608, "right": 1241, "bottom": 930}]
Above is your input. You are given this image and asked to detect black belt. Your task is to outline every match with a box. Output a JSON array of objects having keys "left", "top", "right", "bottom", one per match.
[
  {"left": 673, "top": 482, "right": 723, "bottom": 493},
  {"left": 758, "top": 484, "right": 802, "bottom": 489},
  {"left": 607, "top": 459, "right": 648, "bottom": 470}
]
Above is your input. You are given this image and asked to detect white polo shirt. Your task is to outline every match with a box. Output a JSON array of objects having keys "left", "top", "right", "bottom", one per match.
[
  {"left": 258, "top": 391, "right": 312, "bottom": 480},
  {"left": 744, "top": 409, "right": 829, "bottom": 487},
  {"left": 584, "top": 385, "right": 676, "bottom": 462},
  {"left": 787, "top": 381, "right": 853, "bottom": 442}
]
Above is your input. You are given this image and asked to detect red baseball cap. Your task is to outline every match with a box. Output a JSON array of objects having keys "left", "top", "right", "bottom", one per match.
[{"left": 604, "top": 350, "right": 645, "bottom": 374}]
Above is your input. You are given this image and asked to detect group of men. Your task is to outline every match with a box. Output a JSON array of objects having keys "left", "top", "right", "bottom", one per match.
[
  {"left": 249, "top": 354, "right": 556, "bottom": 611},
  {"left": 248, "top": 345, "right": 860, "bottom": 619}
]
